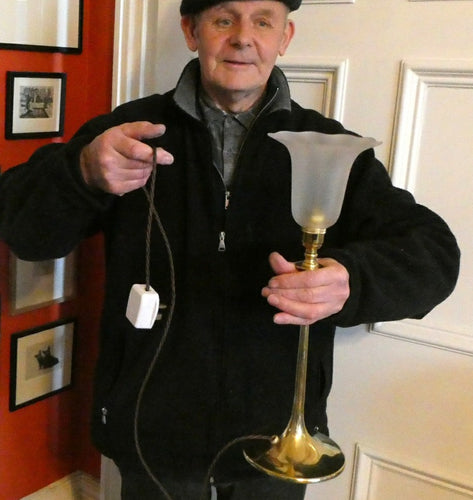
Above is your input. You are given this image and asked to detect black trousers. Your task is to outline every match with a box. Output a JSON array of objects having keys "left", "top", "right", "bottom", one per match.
[{"left": 120, "top": 469, "right": 306, "bottom": 500}]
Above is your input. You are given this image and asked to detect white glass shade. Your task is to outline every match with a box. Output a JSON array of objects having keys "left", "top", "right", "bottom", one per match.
[{"left": 268, "top": 131, "right": 381, "bottom": 232}]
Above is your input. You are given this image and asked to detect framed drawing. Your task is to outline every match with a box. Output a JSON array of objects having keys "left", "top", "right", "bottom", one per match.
[
  {"left": 0, "top": 0, "right": 83, "bottom": 53},
  {"left": 10, "top": 251, "right": 76, "bottom": 314},
  {"left": 10, "top": 320, "right": 75, "bottom": 411},
  {"left": 5, "top": 72, "right": 67, "bottom": 139}
]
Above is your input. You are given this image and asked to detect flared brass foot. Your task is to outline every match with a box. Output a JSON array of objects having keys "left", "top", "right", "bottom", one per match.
[{"left": 244, "top": 428, "right": 344, "bottom": 484}]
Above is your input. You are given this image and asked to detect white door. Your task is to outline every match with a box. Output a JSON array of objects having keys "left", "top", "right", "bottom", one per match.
[{"left": 109, "top": 1, "right": 473, "bottom": 498}]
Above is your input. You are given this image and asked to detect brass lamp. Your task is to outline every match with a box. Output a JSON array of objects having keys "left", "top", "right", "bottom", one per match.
[{"left": 244, "top": 131, "right": 380, "bottom": 483}]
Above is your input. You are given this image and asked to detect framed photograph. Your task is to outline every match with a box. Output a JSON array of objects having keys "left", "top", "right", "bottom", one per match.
[
  {"left": 5, "top": 72, "right": 67, "bottom": 139},
  {"left": 0, "top": 0, "right": 83, "bottom": 54},
  {"left": 10, "top": 252, "right": 76, "bottom": 315},
  {"left": 10, "top": 320, "right": 75, "bottom": 411}
]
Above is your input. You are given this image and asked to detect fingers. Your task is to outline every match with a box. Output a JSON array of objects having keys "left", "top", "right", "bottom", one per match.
[
  {"left": 115, "top": 122, "right": 172, "bottom": 162},
  {"left": 266, "top": 295, "right": 328, "bottom": 326},
  {"left": 268, "top": 251, "right": 297, "bottom": 275},
  {"left": 262, "top": 255, "right": 350, "bottom": 325},
  {"left": 80, "top": 121, "right": 174, "bottom": 195},
  {"left": 123, "top": 121, "right": 167, "bottom": 141}
]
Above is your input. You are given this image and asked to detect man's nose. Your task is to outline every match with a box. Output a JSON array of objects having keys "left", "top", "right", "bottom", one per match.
[{"left": 229, "top": 22, "right": 253, "bottom": 47}]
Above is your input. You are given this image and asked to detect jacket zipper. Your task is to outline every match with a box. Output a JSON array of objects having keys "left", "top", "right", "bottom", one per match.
[
  {"left": 101, "top": 407, "right": 108, "bottom": 424},
  {"left": 217, "top": 191, "right": 231, "bottom": 252},
  {"left": 215, "top": 89, "right": 279, "bottom": 253},
  {"left": 218, "top": 231, "right": 226, "bottom": 252}
]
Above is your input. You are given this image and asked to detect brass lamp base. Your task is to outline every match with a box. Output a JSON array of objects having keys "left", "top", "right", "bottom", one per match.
[
  {"left": 244, "top": 426, "right": 345, "bottom": 483},
  {"left": 244, "top": 227, "right": 345, "bottom": 483}
]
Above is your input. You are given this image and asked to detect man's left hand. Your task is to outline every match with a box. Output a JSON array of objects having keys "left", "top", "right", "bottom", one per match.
[{"left": 262, "top": 252, "right": 350, "bottom": 326}]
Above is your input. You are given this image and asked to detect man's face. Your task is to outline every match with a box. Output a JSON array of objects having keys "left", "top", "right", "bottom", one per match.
[{"left": 181, "top": 1, "right": 295, "bottom": 112}]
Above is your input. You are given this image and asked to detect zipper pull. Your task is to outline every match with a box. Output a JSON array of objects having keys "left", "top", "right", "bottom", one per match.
[
  {"left": 218, "top": 231, "right": 226, "bottom": 252},
  {"left": 101, "top": 407, "right": 108, "bottom": 424},
  {"left": 225, "top": 191, "right": 231, "bottom": 210}
]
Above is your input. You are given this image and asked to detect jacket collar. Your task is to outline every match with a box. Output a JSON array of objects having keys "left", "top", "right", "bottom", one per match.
[{"left": 173, "top": 58, "right": 292, "bottom": 121}]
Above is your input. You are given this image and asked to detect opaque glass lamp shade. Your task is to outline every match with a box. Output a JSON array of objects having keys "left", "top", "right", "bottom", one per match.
[{"left": 268, "top": 131, "right": 381, "bottom": 233}]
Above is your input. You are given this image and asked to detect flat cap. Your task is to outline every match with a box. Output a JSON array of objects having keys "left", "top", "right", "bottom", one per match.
[{"left": 180, "top": 0, "right": 302, "bottom": 16}]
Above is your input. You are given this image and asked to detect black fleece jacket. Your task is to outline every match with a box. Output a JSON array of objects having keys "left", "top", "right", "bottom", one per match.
[{"left": 0, "top": 65, "right": 460, "bottom": 481}]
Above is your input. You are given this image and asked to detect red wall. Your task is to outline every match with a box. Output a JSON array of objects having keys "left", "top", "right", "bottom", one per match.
[{"left": 0, "top": 1, "right": 115, "bottom": 498}]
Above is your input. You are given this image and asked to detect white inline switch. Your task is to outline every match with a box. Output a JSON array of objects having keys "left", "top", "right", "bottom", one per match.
[{"left": 126, "top": 284, "right": 160, "bottom": 329}]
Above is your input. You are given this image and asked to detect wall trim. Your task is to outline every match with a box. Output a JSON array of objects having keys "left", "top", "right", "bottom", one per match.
[
  {"left": 351, "top": 444, "right": 473, "bottom": 500},
  {"left": 100, "top": 456, "right": 122, "bottom": 500},
  {"left": 371, "top": 318, "right": 473, "bottom": 357},
  {"left": 112, "top": 0, "right": 160, "bottom": 107},
  {"left": 21, "top": 471, "right": 99, "bottom": 500}
]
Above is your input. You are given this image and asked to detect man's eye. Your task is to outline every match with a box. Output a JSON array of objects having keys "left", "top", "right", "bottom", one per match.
[
  {"left": 215, "top": 18, "right": 232, "bottom": 27},
  {"left": 256, "top": 19, "right": 272, "bottom": 28}
]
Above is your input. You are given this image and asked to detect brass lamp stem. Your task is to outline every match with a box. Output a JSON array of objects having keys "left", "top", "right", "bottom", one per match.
[{"left": 291, "top": 229, "right": 325, "bottom": 429}]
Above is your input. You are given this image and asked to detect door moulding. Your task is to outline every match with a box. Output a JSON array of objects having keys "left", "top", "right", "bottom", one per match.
[
  {"left": 372, "top": 59, "right": 473, "bottom": 357},
  {"left": 351, "top": 444, "right": 473, "bottom": 500},
  {"left": 279, "top": 58, "right": 349, "bottom": 121}
]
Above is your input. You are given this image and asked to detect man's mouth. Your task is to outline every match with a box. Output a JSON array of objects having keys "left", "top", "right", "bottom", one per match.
[{"left": 224, "top": 60, "right": 253, "bottom": 67}]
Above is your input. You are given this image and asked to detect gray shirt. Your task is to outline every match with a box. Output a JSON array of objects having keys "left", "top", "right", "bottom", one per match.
[{"left": 198, "top": 91, "right": 261, "bottom": 186}]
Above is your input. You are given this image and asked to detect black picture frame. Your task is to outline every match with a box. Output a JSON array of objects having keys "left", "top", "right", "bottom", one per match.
[
  {"left": 5, "top": 71, "right": 67, "bottom": 140},
  {"left": 10, "top": 319, "right": 75, "bottom": 411},
  {"left": 0, "top": 0, "right": 83, "bottom": 54}
]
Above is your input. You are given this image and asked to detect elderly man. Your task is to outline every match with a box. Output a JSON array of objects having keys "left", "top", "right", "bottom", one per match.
[{"left": 0, "top": 1, "right": 459, "bottom": 499}]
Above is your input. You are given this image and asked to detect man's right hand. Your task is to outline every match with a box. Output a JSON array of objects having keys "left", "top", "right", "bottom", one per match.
[{"left": 79, "top": 121, "right": 174, "bottom": 195}]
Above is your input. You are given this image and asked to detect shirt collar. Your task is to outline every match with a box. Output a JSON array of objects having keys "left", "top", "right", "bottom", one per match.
[{"left": 198, "top": 87, "right": 262, "bottom": 130}]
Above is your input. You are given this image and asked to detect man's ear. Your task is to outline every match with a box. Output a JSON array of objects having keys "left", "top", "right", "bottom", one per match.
[
  {"left": 279, "top": 19, "right": 295, "bottom": 57},
  {"left": 181, "top": 15, "right": 199, "bottom": 52}
]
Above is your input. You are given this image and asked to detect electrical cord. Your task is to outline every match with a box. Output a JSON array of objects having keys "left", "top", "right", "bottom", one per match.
[
  {"left": 133, "top": 149, "right": 273, "bottom": 500},
  {"left": 134, "top": 154, "right": 175, "bottom": 499},
  {"left": 144, "top": 147, "right": 157, "bottom": 291}
]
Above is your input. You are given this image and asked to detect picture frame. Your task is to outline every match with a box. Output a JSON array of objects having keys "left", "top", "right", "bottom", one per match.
[
  {"left": 5, "top": 72, "right": 67, "bottom": 140},
  {"left": 9, "top": 252, "right": 76, "bottom": 315},
  {"left": 10, "top": 319, "right": 75, "bottom": 411},
  {"left": 0, "top": 0, "right": 83, "bottom": 54}
]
